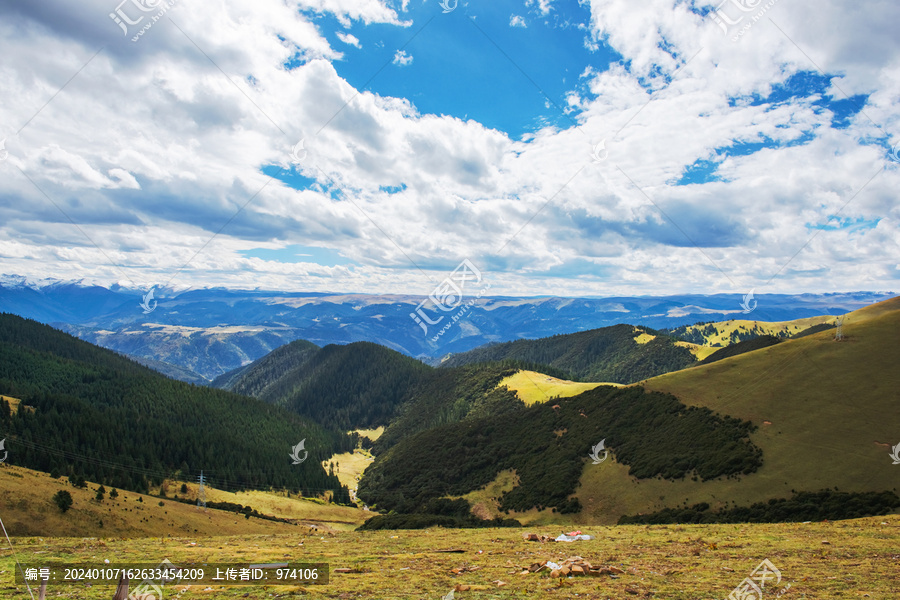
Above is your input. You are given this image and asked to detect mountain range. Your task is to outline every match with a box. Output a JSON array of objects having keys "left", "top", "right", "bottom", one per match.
[{"left": 0, "top": 275, "right": 890, "bottom": 382}]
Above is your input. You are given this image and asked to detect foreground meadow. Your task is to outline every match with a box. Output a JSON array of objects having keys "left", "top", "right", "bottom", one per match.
[{"left": 1, "top": 516, "right": 897, "bottom": 599}]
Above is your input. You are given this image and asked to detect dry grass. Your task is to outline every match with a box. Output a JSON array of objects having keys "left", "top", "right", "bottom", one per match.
[
  {"left": 0, "top": 396, "right": 22, "bottom": 415},
  {"left": 322, "top": 450, "right": 375, "bottom": 503},
  {"left": 0, "top": 517, "right": 896, "bottom": 599},
  {"left": 0, "top": 465, "right": 370, "bottom": 539},
  {"left": 352, "top": 427, "right": 385, "bottom": 441},
  {"left": 498, "top": 371, "right": 620, "bottom": 406},
  {"left": 674, "top": 340, "right": 719, "bottom": 360},
  {"left": 677, "top": 315, "right": 836, "bottom": 348},
  {"left": 633, "top": 331, "right": 656, "bottom": 344}
]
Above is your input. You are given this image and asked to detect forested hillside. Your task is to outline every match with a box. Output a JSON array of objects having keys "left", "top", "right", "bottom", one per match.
[
  {"left": 359, "top": 385, "right": 761, "bottom": 515},
  {"left": 438, "top": 324, "right": 696, "bottom": 383},
  {"left": 372, "top": 362, "right": 539, "bottom": 453},
  {"left": 216, "top": 341, "right": 432, "bottom": 431},
  {"left": 0, "top": 314, "right": 352, "bottom": 503}
]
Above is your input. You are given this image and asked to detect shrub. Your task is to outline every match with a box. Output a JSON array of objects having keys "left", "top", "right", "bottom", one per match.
[{"left": 53, "top": 490, "right": 73, "bottom": 513}]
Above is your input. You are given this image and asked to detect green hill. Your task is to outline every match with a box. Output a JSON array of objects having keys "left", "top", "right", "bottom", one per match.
[
  {"left": 0, "top": 313, "right": 352, "bottom": 502},
  {"left": 664, "top": 313, "right": 837, "bottom": 347},
  {"left": 216, "top": 338, "right": 566, "bottom": 447},
  {"left": 361, "top": 297, "right": 900, "bottom": 526},
  {"left": 215, "top": 341, "right": 432, "bottom": 432},
  {"left": 575, "top": 296, "right": 900, "bottom": 524},
  {"left": 438, "top": 324, "right": 696, "bottom": 383}
]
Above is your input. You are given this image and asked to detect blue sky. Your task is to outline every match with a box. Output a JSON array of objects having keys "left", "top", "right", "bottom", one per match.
[
  {"left": 0, "top": 0, "right": 897, "bottom": 296},
  {"left": 309, "top": 1, "right": 608, "bottom": 138}
]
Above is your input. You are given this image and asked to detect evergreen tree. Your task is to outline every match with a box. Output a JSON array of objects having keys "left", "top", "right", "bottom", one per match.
[{"left": 53, "top": 490, "right": 73, "bottom": 513}]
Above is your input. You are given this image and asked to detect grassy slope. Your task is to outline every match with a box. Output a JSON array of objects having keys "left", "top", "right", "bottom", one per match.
[
  {"left": 573, "top": 296, "right": 900, "bottom": 524},
  {"left": 498, "top": 370, "right": 620, "bottom": 405},
  {"left": 677, "top": 314, "right": 837, "bottom": 346},
  {"left": 0, "top": 395, "right": 22, "bottom": 413},
  {"left": 0, "top": 464, "right": 370, "bottom": 538},
  {"left": 675, "top": 340, "right": 719, "bottom": 361},
  {"left": 1, "top": 518, "right": 897, "bottom": 599},
  {"left": 322, "top": 449, "right": 375, "bottom": 502}
]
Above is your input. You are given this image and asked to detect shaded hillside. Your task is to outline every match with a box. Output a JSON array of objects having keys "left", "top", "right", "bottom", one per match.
[
  {"left": 698, "top": 334, "right": 782, "bottom": 365},
  {"left": 212, "top": 339, "right": 320, "bottom": 393},
  {"left": 791, "top": 322, "right": 836, "bottom": 339},
  {"left": 217, "top": 341, "right": 432, "bottom": 431},
  {"left": 372, "top": 363, "right": 527, "bottom": 454},
  {"left": 218, "top": 335, "right": 564, "bottom": 454},
  {"left": 619, "top": 490, "right": 900, "bottom": 524},
  {"left": 0, "top": 313, "right": 352, "bottom": 502},
  {"left": 438, "top": 324, "right": 696, "bottom": 383},
  {"left": 359, "top": 385, "right": 760, "bottom": 515}
]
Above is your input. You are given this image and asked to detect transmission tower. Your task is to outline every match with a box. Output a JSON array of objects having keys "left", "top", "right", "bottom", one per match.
[
  {"left": 197, "top": 471, "right": 206, "bottom": 508},
  {"left": 834, "top": 315, "right": 844, "bottom": 341}
]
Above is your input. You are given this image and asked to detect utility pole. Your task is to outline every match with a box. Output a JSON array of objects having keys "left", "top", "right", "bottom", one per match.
[{"left": 197, "top": 471, "right": 206, "bottom": 508}]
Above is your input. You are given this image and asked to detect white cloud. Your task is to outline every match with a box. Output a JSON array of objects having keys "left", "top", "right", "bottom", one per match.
[
  {"left": 510, "top": 15, "right": 527, "bottom": 28},
  {"left": 0, "top": 0, "right": 897, "bottom": 297},
  {"left": 526, "top": 0, "right": 554, "bottom": 16},
  {"left": 296, "top": 0, "right": 412, "bottom": 27},
  {"left": 392, "top": 49, "right": 413, "bottom": 66},
  {"left": 336, "top": 31, "right": 361, "bottom": 48}
]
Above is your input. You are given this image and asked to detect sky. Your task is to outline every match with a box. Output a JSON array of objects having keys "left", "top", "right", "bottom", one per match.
[{"left": 0, "top": 0, "right": 898, "bottom": 298}]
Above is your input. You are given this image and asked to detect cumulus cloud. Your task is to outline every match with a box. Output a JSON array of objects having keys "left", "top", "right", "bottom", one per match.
[
  {"left": 336, "top": 31, "right": 361, "bottom": 48},
  {"left": 526, "top": 0, "right": 554, "bottom": 16},
  {"left": 0, "top": 0, "right": 896, "bottom": 297},
  {"left": 392, "top": 49, "right": 413, "bottom": 66},
  {"left": 510, "top": 15, "right": 527, "bottom": 28}
]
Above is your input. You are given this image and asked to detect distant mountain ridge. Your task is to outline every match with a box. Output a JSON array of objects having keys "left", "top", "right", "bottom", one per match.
[{"left": 0, "top": 274, "right": 891, "bottom": 380}]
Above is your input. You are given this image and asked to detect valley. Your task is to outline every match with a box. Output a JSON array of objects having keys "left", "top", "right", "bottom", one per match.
[{"left": 0, "top": 293, "right": 897, "bottom": 599}]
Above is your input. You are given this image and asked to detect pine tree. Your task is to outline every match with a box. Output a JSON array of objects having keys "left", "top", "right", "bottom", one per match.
[{"left": 53, "top": 490, "right": 73, "bottom": 513}]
